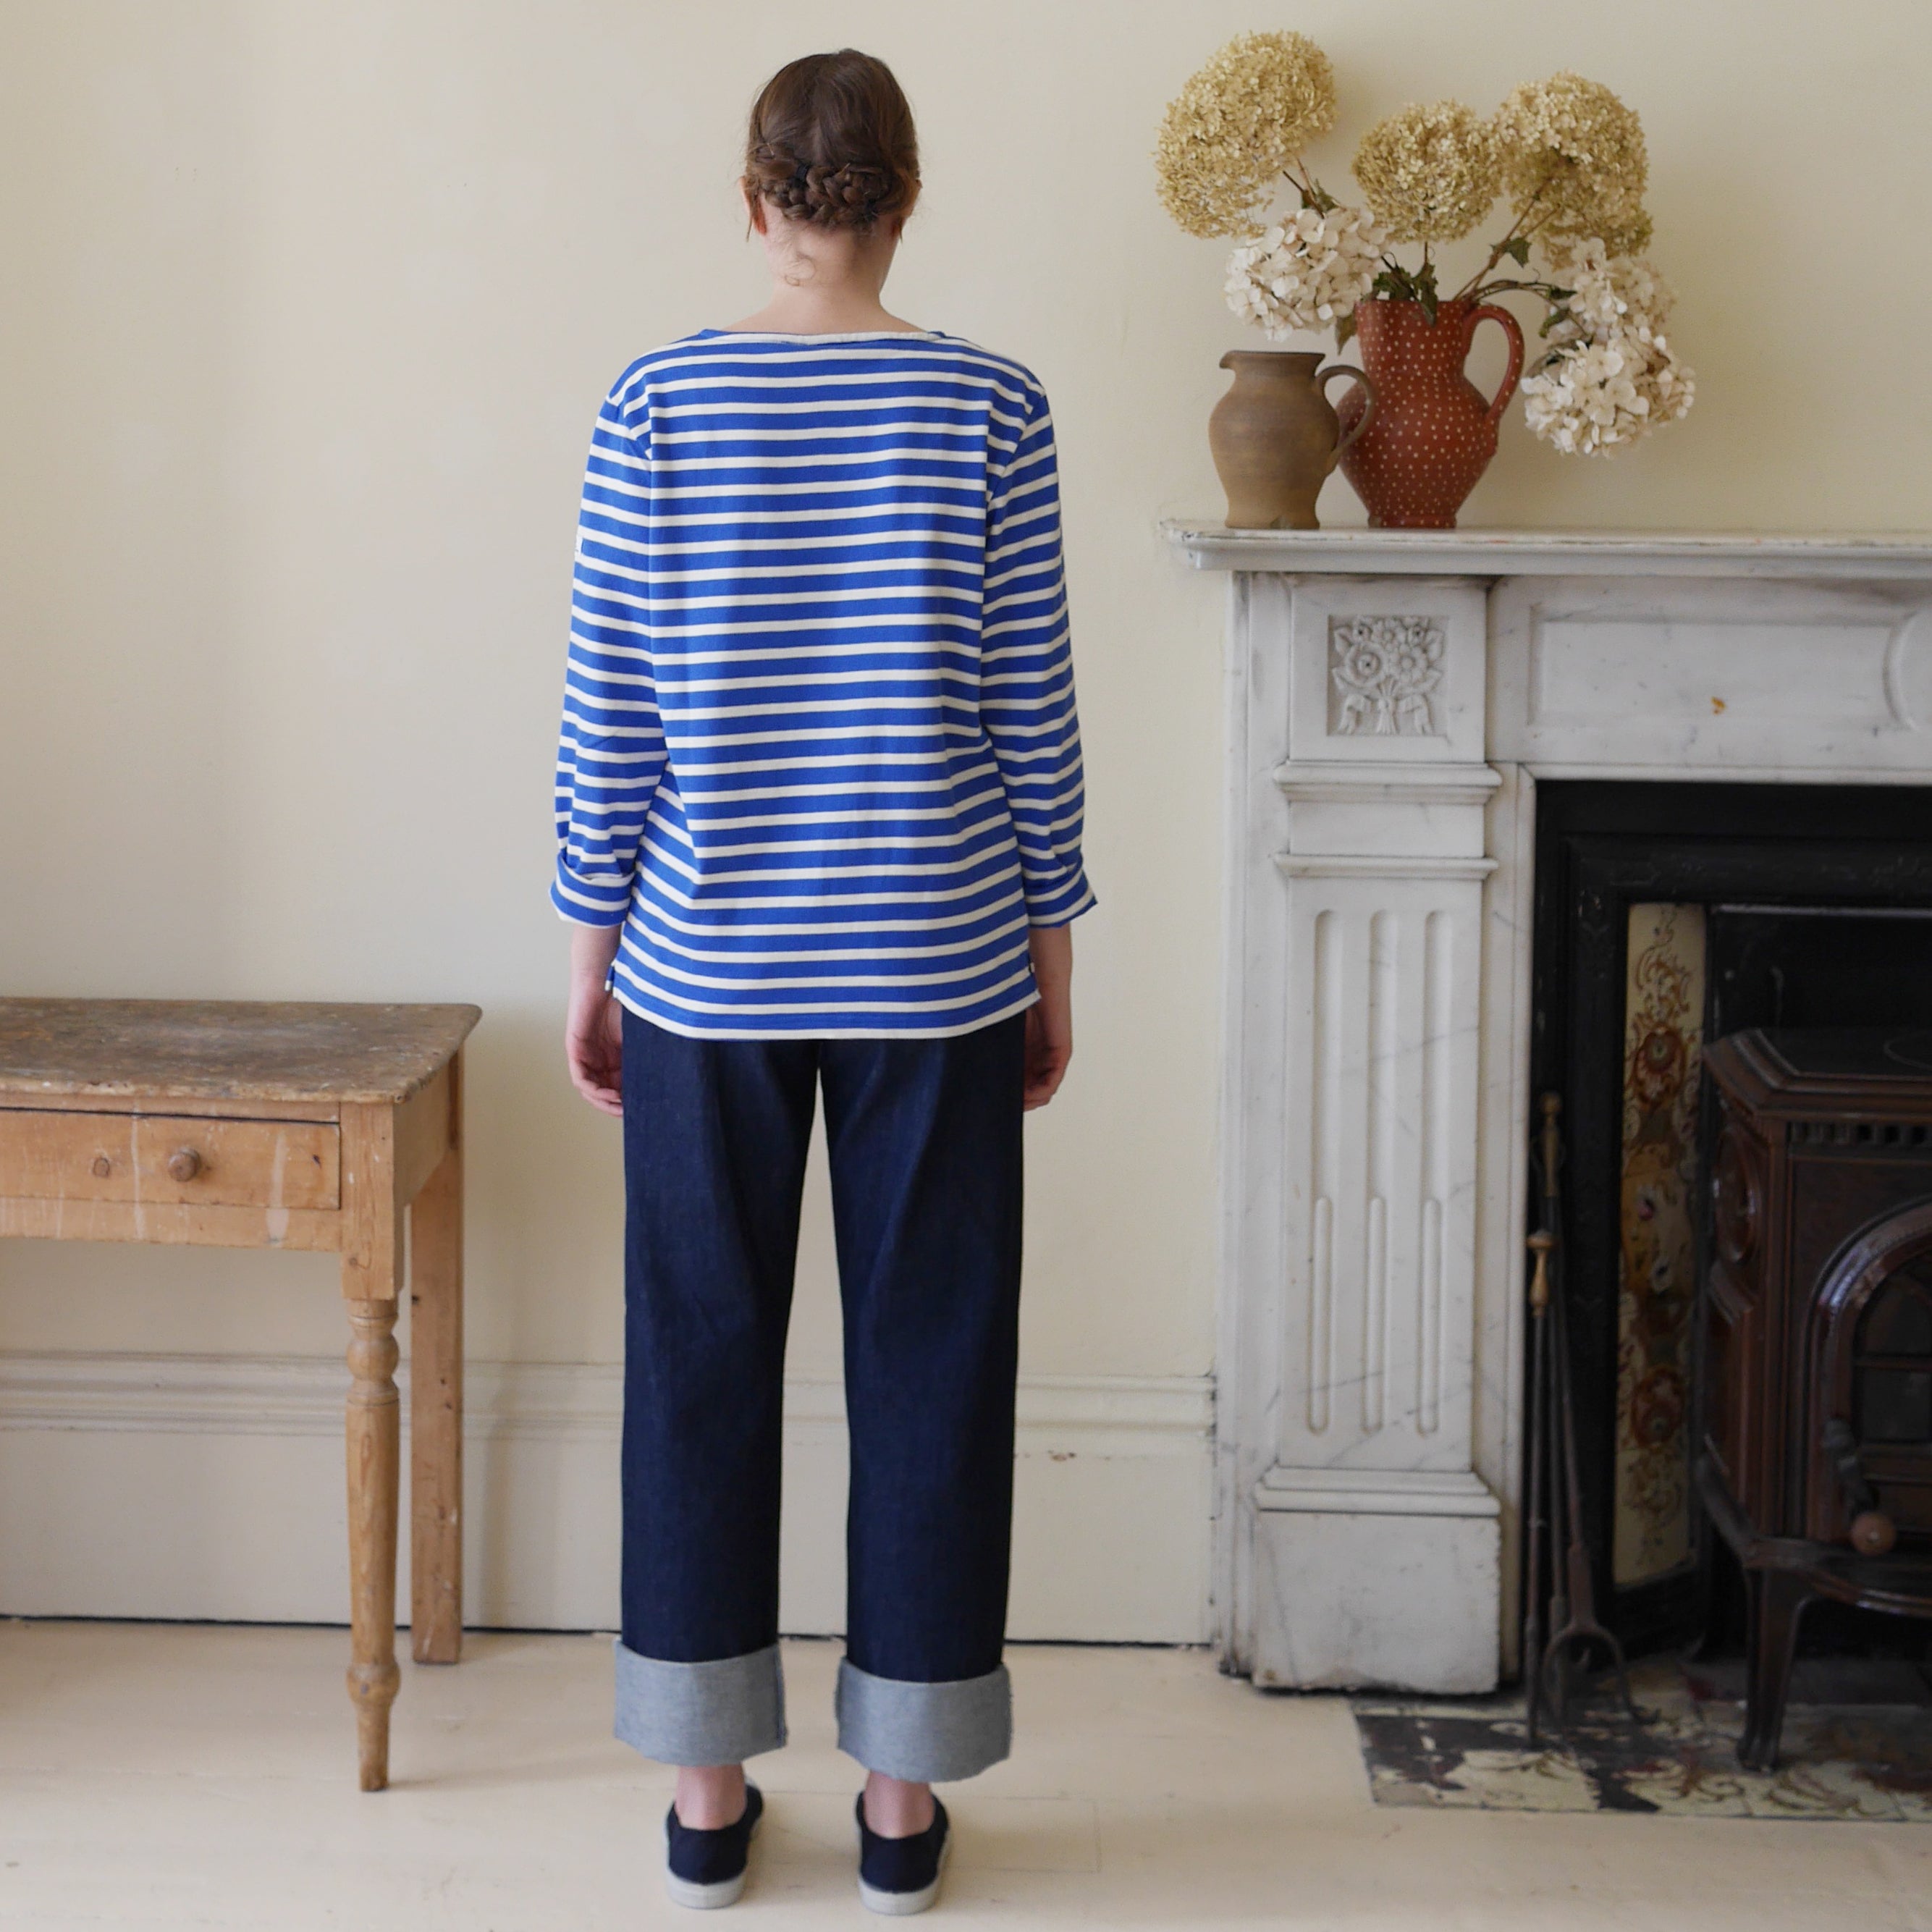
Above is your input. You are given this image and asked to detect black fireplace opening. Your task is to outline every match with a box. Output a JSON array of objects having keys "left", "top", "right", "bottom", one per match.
[{"left": 1530, "top": 780, "right": 1932, "bottom": 1663}]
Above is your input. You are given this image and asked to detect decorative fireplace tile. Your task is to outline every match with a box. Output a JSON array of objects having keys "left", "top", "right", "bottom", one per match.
[
  {"left": 1614, "top": 903, "right": 1705, "bottom": 1586},
  {"left": 1352, "top": 1658, "right": 1932, "bottom": 1818}
]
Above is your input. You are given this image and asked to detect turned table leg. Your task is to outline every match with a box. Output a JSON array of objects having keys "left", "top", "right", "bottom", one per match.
[
  {"left": 345, "top": 1296, "right": 402, "bottom": 1789},
  {"left": 409, "top": 1119, "right": 464, "bottom": 1664}
]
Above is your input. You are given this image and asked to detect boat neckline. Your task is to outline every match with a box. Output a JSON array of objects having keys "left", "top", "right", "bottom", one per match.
[{"left": 693, "top": 327, "right": 945, "bottom": 343}]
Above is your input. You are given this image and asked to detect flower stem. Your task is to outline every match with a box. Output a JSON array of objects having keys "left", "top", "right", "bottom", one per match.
[
  {"left": 1446, "top": 182, "right": 1556, "bottom": 303},
  {"left": 1469, "top": 278, "right": 1572, "bottom": 302},
  {"left": 1283, "top": 159, "right": 1338, "bottom": 214}
]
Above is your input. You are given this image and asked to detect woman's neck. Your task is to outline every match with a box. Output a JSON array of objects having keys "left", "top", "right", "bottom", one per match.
[
  {"left": 725, "top": 282, "right": 921, "bottom": 337},
  {"left": 725, "top": 216, "right": 921, "bottom": 336}
]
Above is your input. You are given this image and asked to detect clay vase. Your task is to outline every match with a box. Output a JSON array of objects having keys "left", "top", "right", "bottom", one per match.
[
  {"left": 1208, "top": 351, "right": 1378, "bottom": 530},
  {"left": 1335, "top": 298, "right": 1525, "bottom": 528}
]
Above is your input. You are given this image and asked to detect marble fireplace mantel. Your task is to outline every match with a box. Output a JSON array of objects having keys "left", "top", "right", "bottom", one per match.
[{"left": 1167, "top": 522, "right": 1932, "bottom": 1692}]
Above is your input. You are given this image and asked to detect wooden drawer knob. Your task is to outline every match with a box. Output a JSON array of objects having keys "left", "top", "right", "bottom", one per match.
[
  {"left": 167, "top": 1147, "right": 203, "bottom": 1183},
  {"left": 91, "top": 1155, "right": 112, "bottom": 1178}
]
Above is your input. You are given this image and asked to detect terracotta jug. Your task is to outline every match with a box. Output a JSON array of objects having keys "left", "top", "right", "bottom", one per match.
[
  {"left": 1208, "top": 351, "right": 1377, "bottom": 530},
  {"left": 1335, "top": 298, "right": 1524, "bottom": 528}
]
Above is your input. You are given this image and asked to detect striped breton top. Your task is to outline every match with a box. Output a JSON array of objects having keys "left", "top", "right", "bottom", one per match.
[{"left": 550, "top": 328, "right": 1094, "bottom": 1038}]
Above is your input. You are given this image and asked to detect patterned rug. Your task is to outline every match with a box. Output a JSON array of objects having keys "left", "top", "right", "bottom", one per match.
[{"left": 1352, "top": 1657, "right": 1932, "bottom": 1818}]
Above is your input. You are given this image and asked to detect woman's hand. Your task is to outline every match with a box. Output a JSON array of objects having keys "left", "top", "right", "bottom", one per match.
[
  {"left": 566, "top": 925, "right": 625, "bottom": 1118},
  {"left": 1024, "top": 923, "right": 1073, "bottom": 1110}
]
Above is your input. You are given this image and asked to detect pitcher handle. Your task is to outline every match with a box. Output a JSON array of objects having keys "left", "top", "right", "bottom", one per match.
[
  {"left": 1315, "top": 363, "right": 1378, "bottom": 470},
  {"left": 1469, "top": 303, "right": 1525, "bottom": 428}
]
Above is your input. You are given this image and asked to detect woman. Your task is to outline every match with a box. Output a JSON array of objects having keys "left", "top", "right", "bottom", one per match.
[{"left": 552, "top": 48, "right": 1092, "bottom": 1915}]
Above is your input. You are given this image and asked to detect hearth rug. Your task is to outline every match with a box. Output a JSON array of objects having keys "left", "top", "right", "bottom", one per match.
[{"left": 1351, "top": 1657, "right": 1932, "bottom": 1818}]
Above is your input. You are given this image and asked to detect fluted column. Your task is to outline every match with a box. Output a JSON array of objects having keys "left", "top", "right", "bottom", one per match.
[{"left": 1218, "top": 570, "right": 1502, "bottom": 1692}]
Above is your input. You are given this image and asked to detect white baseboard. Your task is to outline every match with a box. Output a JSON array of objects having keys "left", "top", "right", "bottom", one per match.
[{"left": 0, "top": 1352, "right": 1214, "bottom": 1642}]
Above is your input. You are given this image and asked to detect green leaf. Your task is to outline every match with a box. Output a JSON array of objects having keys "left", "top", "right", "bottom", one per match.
[
  {"left": 1499, "top": 235, "right": 1531, "bottom": 267},
  {"left": 1335, "top": 310, "right": 1357, "bottom": 348}
]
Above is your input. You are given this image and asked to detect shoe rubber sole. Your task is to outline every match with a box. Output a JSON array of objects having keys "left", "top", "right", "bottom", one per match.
[
  {"left": 856, "top": 1819, "right": 952, "bottom": 1917},
  {"left": 666, "top": 1812, "right": 759, "bottom": 1911}
]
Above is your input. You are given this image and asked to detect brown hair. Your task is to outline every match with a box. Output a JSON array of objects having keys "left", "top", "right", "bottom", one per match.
[{"left": 743, "top": 50, "right": 919, "bottom": 232}]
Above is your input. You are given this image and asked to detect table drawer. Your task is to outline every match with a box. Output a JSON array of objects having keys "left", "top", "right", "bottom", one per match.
[{"left": 0, "top": 1110, "right": 340, "bottom": 1210}]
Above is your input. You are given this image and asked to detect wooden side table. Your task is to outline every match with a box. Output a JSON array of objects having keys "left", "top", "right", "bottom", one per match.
[{"left": 0, "top": 998, "right": 481, "bottom": 1789}]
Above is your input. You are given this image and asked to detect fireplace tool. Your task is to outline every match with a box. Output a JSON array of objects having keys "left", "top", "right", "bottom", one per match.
[{"left": 1524, "top": 1092, "right": 1643, "bottom": 1742}]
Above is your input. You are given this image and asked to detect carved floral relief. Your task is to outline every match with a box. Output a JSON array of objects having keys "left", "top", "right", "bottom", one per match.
[{"left": 1328, "top": 615, "right": 1446, "bottom": 736}]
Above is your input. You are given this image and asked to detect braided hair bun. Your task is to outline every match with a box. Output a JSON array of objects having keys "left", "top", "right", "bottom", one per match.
[{"left": 744, "top": 51, "right": 919, "bottom": 231}]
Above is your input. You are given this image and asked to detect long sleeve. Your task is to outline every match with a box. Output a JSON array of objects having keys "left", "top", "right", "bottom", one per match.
[
  {"left": 551, "top": 378, "right": 668, "bottom": 927},
  {"left": 980, "top": 384, "right": 1095, "bottom": 927}
]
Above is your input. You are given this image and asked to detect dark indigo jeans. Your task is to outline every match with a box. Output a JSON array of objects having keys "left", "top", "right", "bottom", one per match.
[{"left": 614, "top": 1008, "right": 1026, "bottom": 1781}]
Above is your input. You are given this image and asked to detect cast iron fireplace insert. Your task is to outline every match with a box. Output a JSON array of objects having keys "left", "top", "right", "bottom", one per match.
[{"left": 1531, "top": 779, "right": 1932, "bottom": 1660}]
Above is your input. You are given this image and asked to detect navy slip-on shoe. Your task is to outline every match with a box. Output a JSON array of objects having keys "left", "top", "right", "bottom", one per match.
[
  {"left": 855, "top": 1793, "right": 951, "bottom": 1916},
  {"left": 665, "top": 1783, "right": 763, "bottom": 1910}
]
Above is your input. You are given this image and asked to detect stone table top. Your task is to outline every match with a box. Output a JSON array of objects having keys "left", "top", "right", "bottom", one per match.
[{"left": 0, "top": 1000, "right": 481, "bottom": 1105}]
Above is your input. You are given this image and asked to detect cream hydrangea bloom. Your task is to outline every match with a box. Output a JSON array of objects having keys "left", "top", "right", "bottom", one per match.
[
  {"left": 1155, "top": 32, "right": 1338, "bottom": 238},
  {"left": 1493, "top": 72, "right": 1652, "bottom": 255},
  {"left": 1225, "top": 203, "right": 1386, "bottom": 337},
  {"left": 1520, "top": 239, "right": 1694, "bottom": 454},
  {"left": 1351, "top": 100, "right": 1501, "bottom": 245}
]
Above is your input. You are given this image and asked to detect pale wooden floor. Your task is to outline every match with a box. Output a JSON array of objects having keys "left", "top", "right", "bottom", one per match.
[{"left": 1, "top": 1621, "right": 1927, "bottom": 1928}]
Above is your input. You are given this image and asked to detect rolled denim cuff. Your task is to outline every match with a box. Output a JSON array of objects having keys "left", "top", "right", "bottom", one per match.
[
  {"left": 612, "top": 1639, "right": 786, "bottom": 1766},
  {"left": 835, "top": 1657, "right": 1012, "bottom": 1782}
]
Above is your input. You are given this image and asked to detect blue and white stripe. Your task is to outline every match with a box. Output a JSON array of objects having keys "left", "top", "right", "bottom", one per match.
[{"left": 552, "top": 329, "right": 1094, "bottom": 1037}]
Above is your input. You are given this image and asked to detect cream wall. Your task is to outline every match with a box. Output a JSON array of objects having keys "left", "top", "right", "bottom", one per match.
[{"left": 2, "top": 1, "right": 1928, "bottom": 1636}]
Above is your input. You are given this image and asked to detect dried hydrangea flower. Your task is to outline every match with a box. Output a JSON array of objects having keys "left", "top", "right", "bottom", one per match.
[
  {"left": 1520, "top": 238, "right": 1694, "bottom": 454},
  {"left": 1225, "top": 203, "right": 1387, "bottom": 337},
  {"left": 1155, "top": 31, "right": 1338, "bottom": 239},
  {"left": 1351, "top": 100, "right": 1501, "bottom": 245},
  {"left": 1493, "top": 72, "right": 1652, "bottom": 255}
]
